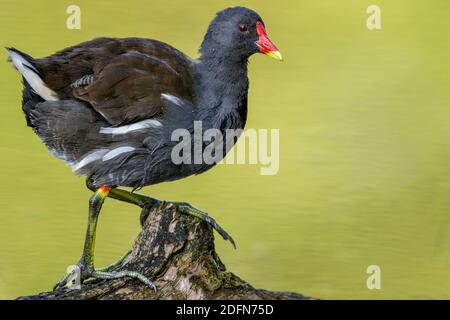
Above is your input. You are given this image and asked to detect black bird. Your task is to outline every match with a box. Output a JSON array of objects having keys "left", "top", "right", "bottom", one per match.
[{"left": 7, "top": 6, "right": 282, "bottom": 290}]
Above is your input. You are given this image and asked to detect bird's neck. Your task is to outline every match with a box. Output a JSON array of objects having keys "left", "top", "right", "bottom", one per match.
[{"left": 194, "top": 54, "right": 249, "bottom": 131}]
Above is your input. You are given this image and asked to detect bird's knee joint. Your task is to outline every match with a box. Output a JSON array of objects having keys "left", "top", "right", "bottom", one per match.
[{"left": 86, "top": 178, "right": 98, "bottom": 191}]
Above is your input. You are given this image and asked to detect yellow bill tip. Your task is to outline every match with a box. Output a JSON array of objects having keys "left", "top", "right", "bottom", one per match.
[{"left": 267, "top": 50, "right": 283, "bottom": 61}]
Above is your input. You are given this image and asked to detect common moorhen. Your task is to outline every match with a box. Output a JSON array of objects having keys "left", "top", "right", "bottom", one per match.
[{"left": 7, "top": 6, "right": 282, "bottom": 290}]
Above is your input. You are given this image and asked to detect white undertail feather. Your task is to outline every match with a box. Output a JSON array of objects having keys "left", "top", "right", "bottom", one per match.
[{"left": 7, "top": 49, "right": 59, "bottom": 101}]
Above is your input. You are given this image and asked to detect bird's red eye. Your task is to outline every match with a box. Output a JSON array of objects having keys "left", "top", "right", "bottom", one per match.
[{"left": 239, "top": 24, "right": 248, "bottom": 33}]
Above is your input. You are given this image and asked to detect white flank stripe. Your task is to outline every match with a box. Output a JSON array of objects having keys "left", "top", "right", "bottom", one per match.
[
  {"left": 8, "top": 49, "right": 59, "bottom": 101},
  {"left": 161, "top": 93, "right": 183, "bottom": 107},
  {"left": 72, "top": 149, "right": 108, "bottom": 171},
  {"left": 100, "top": 119, "right": 162, "bottom": 135},
  {"left": 102, "top": 146, "right": 136, "bottom": 161}
]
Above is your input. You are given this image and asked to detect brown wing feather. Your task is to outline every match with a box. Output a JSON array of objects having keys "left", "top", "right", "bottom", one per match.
[{"left": 34, "top": 37, "right": 195, "bottom": 125}]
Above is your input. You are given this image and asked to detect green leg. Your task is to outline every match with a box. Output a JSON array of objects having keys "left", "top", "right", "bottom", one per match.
[
  {"left": 109, "top": 189, "right": 160, "bottom": 227},
  {"left": 109, "top": 188, "right": 236, "bottom": 248},
  {"left": 81, "top": 187, "right": 107, "bottom": 268},
  {"left": 53, "top": 187, "right": 156, "bottom": 291},
  {"left": 108, "top": 188, "right": 160, "bottom": 208},
  {"left": 92, "top": 191, "right": 237, "bottom": 275},
  {"left": 92, "top": 202, "right": 152, "bottom": 274},
  {"left": 107, "top": 187, "right": 236, "bottom": 248},
  {"left": 87, "top": 180, "right": 160, "bottom": 226}
]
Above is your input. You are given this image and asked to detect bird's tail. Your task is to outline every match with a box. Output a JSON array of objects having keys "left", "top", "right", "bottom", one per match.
[
  {"left": 6, "top": 47, "right": 58, "bottom": 101},
  {"left": 6, "top": 47, "right": 59, "bottom": 126}
]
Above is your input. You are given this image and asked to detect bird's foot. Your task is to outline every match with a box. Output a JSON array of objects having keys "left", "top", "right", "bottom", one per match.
[
  {"left": 175, "top": 202, "right": 236, "bottom": 249},
  {"left": 53, "top": 259, "right": 156, "bottom": 292}
]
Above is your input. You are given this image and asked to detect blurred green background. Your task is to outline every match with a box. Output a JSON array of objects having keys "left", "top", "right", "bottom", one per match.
[{"left": 1, "top": 0, "right": 450, "bottom": 299}]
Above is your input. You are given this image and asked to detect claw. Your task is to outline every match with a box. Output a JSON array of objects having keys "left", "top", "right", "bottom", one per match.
[{"left": 177, "top": 202, "right": 236, "bottom": 249}]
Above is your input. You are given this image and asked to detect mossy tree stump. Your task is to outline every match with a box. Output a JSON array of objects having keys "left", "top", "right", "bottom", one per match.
[{"left": 18, "top": 202, "right": 308, "bottom": 300}]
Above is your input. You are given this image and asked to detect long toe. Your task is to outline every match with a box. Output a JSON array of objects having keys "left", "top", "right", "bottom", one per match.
[
  {"left": 92, "top": 270, "right": 157, "bottom": 292},
  {"left": 96, "top": 250, "right": 132, "bottom": 273},
  {"left": 177, "top": 202, "right": 236, "bottom": 249}
]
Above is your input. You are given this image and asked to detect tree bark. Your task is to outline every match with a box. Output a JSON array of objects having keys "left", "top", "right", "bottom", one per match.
[{"left": 18, "top": 202, "right": 310, "bottom": 300}]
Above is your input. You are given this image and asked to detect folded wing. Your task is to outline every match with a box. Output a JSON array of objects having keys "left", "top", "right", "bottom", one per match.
[{"left": 36, "top": 37, "right": 196, "bottom": 125}]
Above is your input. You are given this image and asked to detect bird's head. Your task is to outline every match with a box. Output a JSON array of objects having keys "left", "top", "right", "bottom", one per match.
[{"left": 200, "top": 7, "right": 283, "bottom": 63}]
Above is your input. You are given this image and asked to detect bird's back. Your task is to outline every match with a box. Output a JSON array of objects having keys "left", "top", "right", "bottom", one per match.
[{"left": 35, "top": 37, "right": 194, "bottom": 102}]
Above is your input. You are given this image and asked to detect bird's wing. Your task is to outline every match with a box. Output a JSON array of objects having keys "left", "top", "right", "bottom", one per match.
[{"left": 37, "top": 37, "right": 196, "bottom": 126}]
